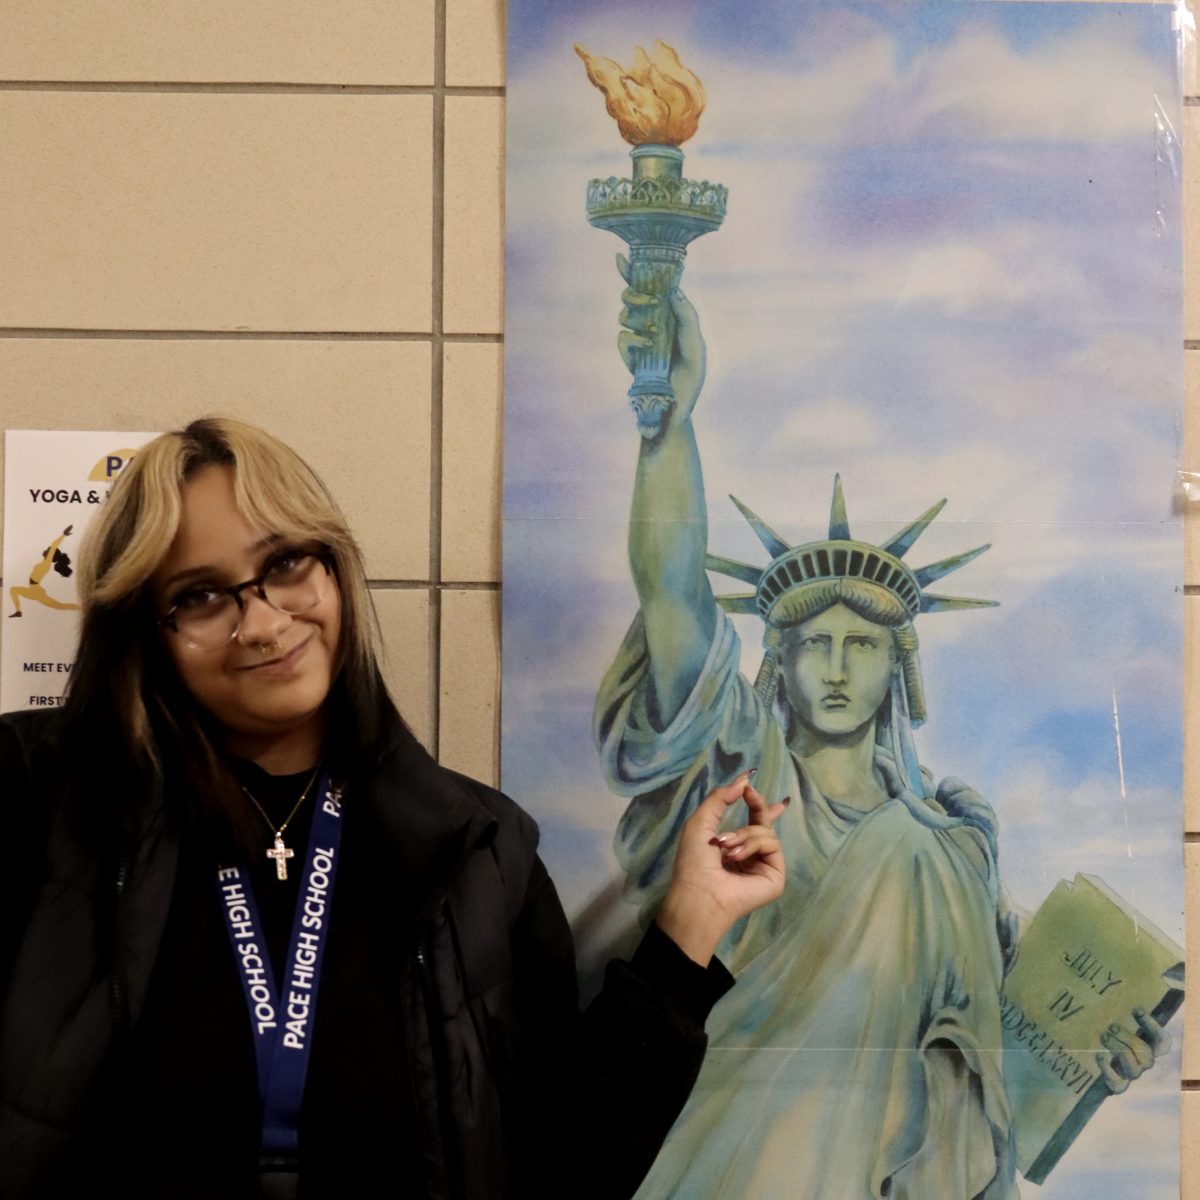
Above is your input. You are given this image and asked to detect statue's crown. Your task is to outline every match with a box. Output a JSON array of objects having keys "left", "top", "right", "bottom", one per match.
[{"left": 706, "top": 475, "right": 996, "bottom": 626}]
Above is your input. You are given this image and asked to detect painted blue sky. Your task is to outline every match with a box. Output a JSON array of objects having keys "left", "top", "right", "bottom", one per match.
[
  {"left": 503, "top": 5, "right": 1182, "bottom": 1193},
  {"left": 510, "top": 0, "right": 1175, "bottom": 72}
]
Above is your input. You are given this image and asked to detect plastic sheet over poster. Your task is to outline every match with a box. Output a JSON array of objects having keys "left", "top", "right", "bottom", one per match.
[{"left": 503, "top": 3, "right": 1185, "bottom": 1197}]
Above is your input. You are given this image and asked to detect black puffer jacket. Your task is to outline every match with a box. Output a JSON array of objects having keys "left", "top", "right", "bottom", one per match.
[{"left": 0, "top": 710, "right": 730, "bottom": 1199}]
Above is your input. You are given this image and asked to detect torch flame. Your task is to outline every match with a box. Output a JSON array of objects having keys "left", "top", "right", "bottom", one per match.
[{"left": 575, "top": 39, "right": 706, "bottom": 146}]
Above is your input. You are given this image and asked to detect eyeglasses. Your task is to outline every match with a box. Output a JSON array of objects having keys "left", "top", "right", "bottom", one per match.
[{"left": 159, "top": 548, "right": 333, "bottom": 651}]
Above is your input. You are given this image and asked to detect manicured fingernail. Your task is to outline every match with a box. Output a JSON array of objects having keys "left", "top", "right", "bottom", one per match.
[
  {"left": 781, "top": 795, "right": 792, "bottom": 806},
  {"left": 747, "top": 767, "right": 758, "bottom": 777},
  {"left": 723, "top": 846, "right": 744, "bottom": 860},
  {"left": 710, "top": 834, "right": 732, "bottom": 846}
]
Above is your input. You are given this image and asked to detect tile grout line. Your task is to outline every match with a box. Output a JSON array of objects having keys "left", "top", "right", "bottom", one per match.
[
  {"left": 0, "top": 329, "right": 502, "bottom": 342},
  {"left": 428, "top": 0, "right": 448, "bottom": 761},
  {"left": 0, "top": 577, "right": 499, "bottom": 592},
  {"left": 0, "top": 80, "right": 502, "bottom": 95},
  {"left": 497, "top": 67, "right": 506, "bottom": 789},
  {"left": 367, "top": 579, "right": 499, "bottom": 590}
]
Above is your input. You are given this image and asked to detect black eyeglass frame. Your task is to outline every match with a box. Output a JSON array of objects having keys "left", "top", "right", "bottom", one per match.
[{"left": 157, "top": 548, "right": 335, "bottom": 647}]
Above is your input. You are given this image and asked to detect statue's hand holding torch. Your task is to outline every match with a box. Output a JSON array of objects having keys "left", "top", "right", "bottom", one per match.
[
  {"left": 617, "top": 255, "right": 706, "bottom": 426},
  {"left": 579, "top": 41, "right": 726, "bottom": 438}
]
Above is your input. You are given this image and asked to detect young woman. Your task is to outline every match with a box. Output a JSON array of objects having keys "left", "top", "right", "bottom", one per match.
[{"left": 0, "top": 418, "right": 785, "bottom": 1200}]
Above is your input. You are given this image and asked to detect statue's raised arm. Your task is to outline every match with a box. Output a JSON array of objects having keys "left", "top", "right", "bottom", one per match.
[{"left": 618, "top": 253, "right": 717, "bottom": 728}]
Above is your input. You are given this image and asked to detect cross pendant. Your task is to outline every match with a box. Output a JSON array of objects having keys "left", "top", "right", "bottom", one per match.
[{"left": 266, "top": 833, "right": 295, "bottom": 881}]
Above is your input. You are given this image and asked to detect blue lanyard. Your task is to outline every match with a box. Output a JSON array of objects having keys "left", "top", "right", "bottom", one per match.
[{"left": 215, "top": 772, "right": 345, "bottom": 1158}]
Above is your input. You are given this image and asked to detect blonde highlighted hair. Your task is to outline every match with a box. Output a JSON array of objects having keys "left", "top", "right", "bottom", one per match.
[{"left": 63, "top": 418, "right": 394, "bottom": 801}]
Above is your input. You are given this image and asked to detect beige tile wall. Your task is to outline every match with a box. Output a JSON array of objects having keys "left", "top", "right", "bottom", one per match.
[
  {"left": 0, "top": 1, "right": 502, "bottom": 781},
  {"left": 1, "top": 0, "right": 1197, "bottom": 1170}
]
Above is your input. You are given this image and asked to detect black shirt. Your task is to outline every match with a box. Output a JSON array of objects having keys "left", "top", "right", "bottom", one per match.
[{"left": 99, "top": 762, "right": 420, "bottom": 1197}]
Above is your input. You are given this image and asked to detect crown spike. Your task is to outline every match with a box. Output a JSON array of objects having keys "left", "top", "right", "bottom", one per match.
[
  {"left": 716, "top": 592, "right": 760, "bottom": 614},
  {"left": 913, "top": 543, "right": 992, "bottom": 587},
  {"left": 729, "top": 495, "right": 791, "bottom": 558},
  {"left": 705, "top": 553, "right": 764, "bottom": 586},
  {"left": 828, "top": 474, "right": 851, "bottom": 540},
  {"left": 879, "top": 497, "right": 948, "bottom": 559},
  {"left": 920, "top": 593, "right": 998, "bottom": 613}
]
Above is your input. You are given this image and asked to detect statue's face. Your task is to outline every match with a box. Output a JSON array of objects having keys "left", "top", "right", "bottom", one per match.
[{"left": 777, "top": 602, "right": 896, "bottom": 741}]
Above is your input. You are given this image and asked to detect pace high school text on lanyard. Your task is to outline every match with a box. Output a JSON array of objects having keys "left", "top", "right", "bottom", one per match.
[{"left": 215, "top": 772, "right": 345, "bottom": 1164}]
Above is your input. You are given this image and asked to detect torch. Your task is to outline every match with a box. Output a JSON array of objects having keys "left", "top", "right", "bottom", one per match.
[{"left": 577, "top": 41, "right": 727, "bottom": 438}]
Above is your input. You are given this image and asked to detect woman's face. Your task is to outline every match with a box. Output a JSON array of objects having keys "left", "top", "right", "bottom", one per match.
[
  {"left": 777, "top": 602, "right": 896, "bottom": 742},
  {"left": 151, "top": 464, "right": 341, "bottom": 759}
]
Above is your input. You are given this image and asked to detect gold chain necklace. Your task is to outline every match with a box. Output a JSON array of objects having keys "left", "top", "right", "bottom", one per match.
[{"left": 239, "top": 765, "right": 321, "bottom": 881}]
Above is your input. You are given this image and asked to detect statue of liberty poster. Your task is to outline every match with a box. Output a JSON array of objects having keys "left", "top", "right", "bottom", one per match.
[{"left": 502, "top": 3, "right": 1185, "bottom": 1196}]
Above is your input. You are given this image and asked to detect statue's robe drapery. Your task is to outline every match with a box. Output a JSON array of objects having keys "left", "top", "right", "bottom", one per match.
[{"left": 596, "top": 612, "right": 1019, "bottom": 1200}]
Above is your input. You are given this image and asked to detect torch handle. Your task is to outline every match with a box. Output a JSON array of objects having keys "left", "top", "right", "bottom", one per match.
[{"left": 626, "top": 247, "right": 684, "bottom": 438}]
